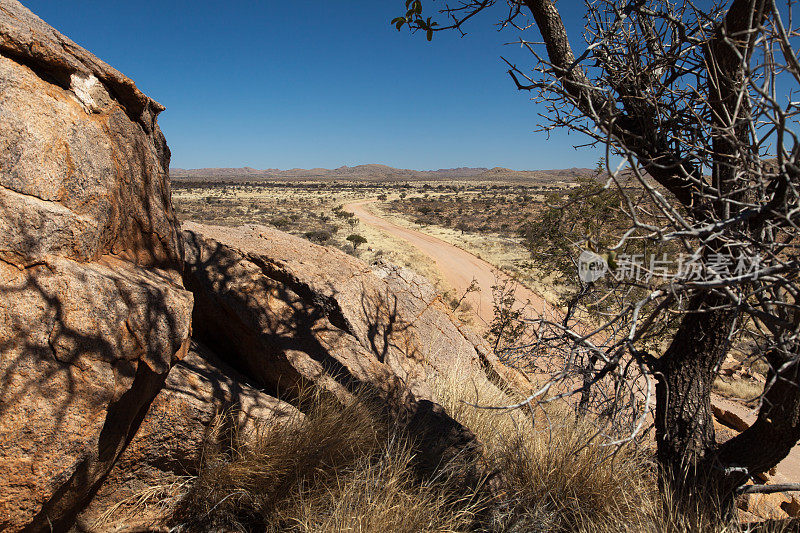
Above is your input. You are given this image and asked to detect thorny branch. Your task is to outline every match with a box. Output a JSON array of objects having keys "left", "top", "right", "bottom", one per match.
[{"left": 396, "top": 0, "right": 800, "bottom": 492}]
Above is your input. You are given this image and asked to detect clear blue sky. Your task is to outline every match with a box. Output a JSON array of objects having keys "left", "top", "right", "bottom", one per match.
[{"left": 24, "top": 1, "right": 599, "bottom": 171}]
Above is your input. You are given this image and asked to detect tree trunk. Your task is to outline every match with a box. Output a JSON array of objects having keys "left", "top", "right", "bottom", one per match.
[
  {"left": 653, "top": 293, "right": 800, "bottom": 516},
  {"left": 578, "top": 352, "right": 597, "bottom": 417},
  {"left": 709, "top": 347, "right": 800, "bottom": 497},
  {"left": 654, "top": 293, "right": 736, "bottom": 502}
]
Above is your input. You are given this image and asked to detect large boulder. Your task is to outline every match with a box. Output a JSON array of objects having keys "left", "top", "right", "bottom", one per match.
[
  {"left": 181, "top": 222, "right": 527, "bottom": 475},
  {"left": 74, "top": 341, "right": 301, "bottom": 531},
  {"left": 0, "top": 1, "right": 193, "bottom": 530}
]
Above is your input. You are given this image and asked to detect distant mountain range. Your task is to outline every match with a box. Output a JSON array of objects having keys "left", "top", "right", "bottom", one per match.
[{"left": 169, "top": 164, "right": 597, "bottom": 183}]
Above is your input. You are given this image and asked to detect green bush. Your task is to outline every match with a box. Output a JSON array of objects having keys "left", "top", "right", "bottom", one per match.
[{"left": 346, "top": 234, "right": 367, "bottom": 250}]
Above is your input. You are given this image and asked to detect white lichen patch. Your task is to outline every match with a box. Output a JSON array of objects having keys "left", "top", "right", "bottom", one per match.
[{"left": 69, "top": 73, "right": 101, "bottom": 113}]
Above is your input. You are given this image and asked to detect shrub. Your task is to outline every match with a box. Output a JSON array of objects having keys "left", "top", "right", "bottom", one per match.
[
  {"left": 346, "top": 234, "right": 367, "bottom": 250},
  {"left": 332, "top": 206, "right": 355, "bottom": 221},
  {"left": 269, "top": 217, "right": 290, "bottom": 229},
  {"left": 303, "top": 230, "right": 331, "bottom": 244}
]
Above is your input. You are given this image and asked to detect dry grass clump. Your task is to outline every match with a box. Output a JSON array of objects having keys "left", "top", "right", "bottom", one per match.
[
  {"left": 434, "top": 372, "right": 656, "bottom": 532},
  {"left": 168, "top": 388, "right": 485, "bottom": 532},
  {"left": 279, "top": 435, "right": 485, "bottom": 533},
  {"left": 713, "top": 375, "right": 765, "bottom": 404},
  {"left": 162, "top": 376, "right": 795, "bottom": 533},
  {"left": 433, "top": 371, "right": 797, "bottom": 533}
]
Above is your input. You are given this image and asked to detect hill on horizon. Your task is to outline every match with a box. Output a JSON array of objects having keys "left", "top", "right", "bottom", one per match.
[{"left": 169, "top": 164, "right": 596, "bottom": 183}]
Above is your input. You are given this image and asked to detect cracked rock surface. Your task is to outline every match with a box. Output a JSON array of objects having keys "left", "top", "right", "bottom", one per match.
[
  {"left": 0, "top": 1, "right": 193, "bottom": 529},
  {"left": 182, "top": 223, "right": 525, "bottom": 477}
]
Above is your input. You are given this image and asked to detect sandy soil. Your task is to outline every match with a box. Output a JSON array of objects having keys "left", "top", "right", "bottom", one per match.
[{"left": 346, "top": 199, "right": 554, "bottom": 329}]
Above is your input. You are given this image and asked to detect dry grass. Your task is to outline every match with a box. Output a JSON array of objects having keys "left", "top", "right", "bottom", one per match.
[
  {"left": 434, "top": 371, "right": 656, "bottom": 532},
  {"left": 435, "top": 371, "right": 796, "bottom": 533},
  {"left": 279, "top": 435, "right": 484, "bottom": 533},
  {"left": 143, "top": 372, "right": 799, "bottom": 532},
  {"left": 167, "top": 387, "right": 485, "bottom": 532},
  {"left": 713, "top": 375, "right": 765, "bottom": 404}
]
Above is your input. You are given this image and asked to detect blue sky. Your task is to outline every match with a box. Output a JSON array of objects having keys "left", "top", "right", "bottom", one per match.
[{"left": 24, "top": 1, "right": 599, "bottom": 170}]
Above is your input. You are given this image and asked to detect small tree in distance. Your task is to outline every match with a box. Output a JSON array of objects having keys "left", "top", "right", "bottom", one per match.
[
  {"left": 394, "top": 0, "right": 800, "bottom": 516},
  {"left": 347, "top": 233, "right": 367, "bottom": 250}
]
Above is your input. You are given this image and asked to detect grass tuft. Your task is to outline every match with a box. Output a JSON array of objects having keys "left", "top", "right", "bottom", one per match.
[{"left": 152, "top": 375, "right": 797, "bottom": 532}]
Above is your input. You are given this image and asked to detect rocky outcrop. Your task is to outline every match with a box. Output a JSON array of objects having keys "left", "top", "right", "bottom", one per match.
[
  {"left": 0, "top": 1, "right": 193, "bottom": 530},
  {"left": 0, "top": 1, "right": 523, "bottom": 530},
  {"left": 75, "top": 341, "right": 300, "bottom": 531},
  {"left": 182, "top": 222, "right": 513, "bottom": 475},
  {"left": 70, "top": 222, "right": 513, "bottom": 529}
]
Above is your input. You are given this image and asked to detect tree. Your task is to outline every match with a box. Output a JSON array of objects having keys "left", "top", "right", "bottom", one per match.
[
  {"left": 347, "top": 233, "right": 367, "bottom": 250},
  {"left": 518, "top": 176, "right": 628, "bottom": 286},
  {"left": 395, "top": 0, "right": 800, "bottom": 514},
  {"left": 485, "top": 278, "right": 530, "bottom": 354}
]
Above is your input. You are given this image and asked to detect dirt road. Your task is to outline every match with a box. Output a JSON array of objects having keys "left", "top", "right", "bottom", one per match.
[{"left": 345, "top": 199, "right": 552, "bottom": 329}]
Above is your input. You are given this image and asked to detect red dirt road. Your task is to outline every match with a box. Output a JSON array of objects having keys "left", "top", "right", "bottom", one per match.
[{"left": 345, "top": 199, "right": 552, "bottom": 329}]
